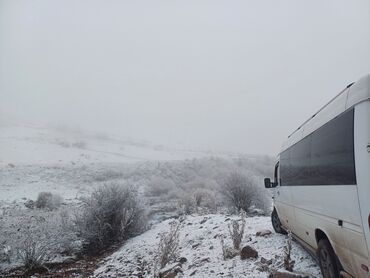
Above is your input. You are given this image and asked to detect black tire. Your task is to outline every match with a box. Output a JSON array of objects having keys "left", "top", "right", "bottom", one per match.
[
  {"left": 317, "top": 239, "right": 340, "bottom": 278},
  {"left": 271, "top": 208, "right": 286, "bottom": 234}
]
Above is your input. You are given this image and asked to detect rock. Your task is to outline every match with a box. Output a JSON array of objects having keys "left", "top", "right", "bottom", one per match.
[
  {"left": 162, "top": 273, "right": 176, "bottom": 278},
  {"left": 159, "top": 263, "right": 183, "bottom": 278},
  {"left": 261, "top": 257, "right": 273, "bottom": 265},
  {"left": 240, "top": 245, "right": 258, "bottom": 260},
  {"left": 24, "top": 199, "right": 35, "bottom": 209},
  {"left": 273, "top": 270, "right": 313, "bottom": 278},
  {"left": 178, "top": 257, "right": 187, "bottom": 264},
  {"left": 256, "top": 229, "right": 272, "bottom": 237},
  {"left": 189, "top": 270, "right": 197, "bottom": 276},
  {"left": 223, "top": 247, "right": 239, "bottom": 259},
  {"left": 199, "top": 257, "right": 210, "bottom": 263},
  {"left": 192, "top": 243, "right": 201, "bottom": 249},
  {"left": 8, "top": 163, "right": 15, "bottom": 168},
  {"left": 200, "top": 218, "right": 207, "bottom": 224},
  {"left": 163, "top": 272, "right": 177, "bottom": 278}
]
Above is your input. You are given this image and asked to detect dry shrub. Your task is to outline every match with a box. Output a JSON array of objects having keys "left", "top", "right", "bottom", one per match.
[
  {"left": 192, "top": 188, "right": 217, "bottom": 212},
  {"left": 283, "top": 230, "right": 295, "bottom": 271},
  {"left": 35, "top": 192, "right": 63, "bottom": 210},
  {"left": 15, "top": 213, "right": 76, "bottom": 271},
  {"left": 146, "top": 177, "right": 176, "bottom": 197},
  {"left": 157, "top": 221, "right": 180, "bottom": 268},
  {"left": 220, "top": 237, "right": 239, "bottom": 260},
  {"left": 178, "top": 189, "right": 217, "bottom": 215},
  {"left": 178, "top": 193, "right": 196, "bottom": 215},
  {"left": 71, "top": 140, "right": 86, "bottom": 149},
  {"left": 228, "top": 210, "right": 246, "bottom": 250},
  {"left": 74, "top": 184, "right": 147, "bottom": 254},
  {"left": 93, "top": 169, "right": 124, "bottom": 182},
  {"left": 221, "top": 172, "right": 269, "bottom": 214}
]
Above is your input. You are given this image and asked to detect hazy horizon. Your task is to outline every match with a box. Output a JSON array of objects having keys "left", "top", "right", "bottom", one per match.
[{"left": 1, "top": 0, "right": 370, "bottom": 155}]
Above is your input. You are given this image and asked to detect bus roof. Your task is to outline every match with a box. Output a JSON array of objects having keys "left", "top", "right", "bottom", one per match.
[{"left": 281, "top": 74, "right": 370, "bottom": 153}]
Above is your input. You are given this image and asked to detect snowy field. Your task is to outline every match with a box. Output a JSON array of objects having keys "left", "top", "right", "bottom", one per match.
[{"left": 0, "top": 123, "right": 320, "bottom": 277}]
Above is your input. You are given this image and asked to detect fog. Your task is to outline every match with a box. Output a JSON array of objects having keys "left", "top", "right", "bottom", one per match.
[{"left": 0, "top": 0, "right": 369, "bottom": 155}]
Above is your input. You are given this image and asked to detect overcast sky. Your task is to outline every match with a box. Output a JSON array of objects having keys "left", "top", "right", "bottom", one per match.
[{"left": 1, "top": 0, "right": 369, "bottom": 155}]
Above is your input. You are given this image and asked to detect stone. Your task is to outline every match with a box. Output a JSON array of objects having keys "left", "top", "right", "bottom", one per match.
[
  {"left": 192, "top": 243, "right": 201, "bottom": 249},
  {"left": 24, "top": 199, "right": 35, "bottom": 209},
  {"left": 162, "top": 273, "right": 176, "bottom": 278},
  {"left": 256, "top": 229, "right": 272, "bottom": 237},
  {"left": 189, "top": 270, "right": 197, "bottom": 276},
  {"left": 240, "top": 245, "right": 258, "bottom": 260},
  {"left": 200, "top": 219, "right": 207, "bottom": 224},
  {"left": 273, "top": 270, "right": 313, "bottom": 278},
  {"left": 178, "top": 257, "right": 187, "bottom": 264},
  {"left": 159, "top": 262, "right": 183, "bottom": 278},
  {"left": 260, "top": 257, "right": 273, "bottom": 265}
]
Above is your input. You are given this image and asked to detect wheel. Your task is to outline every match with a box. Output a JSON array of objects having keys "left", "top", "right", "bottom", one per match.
[
  {"left": 317, "top": 239, "right": 340, "bottom": 278},
  {"left": 271, "top": 208, "right": 286, "bottom": 234}
]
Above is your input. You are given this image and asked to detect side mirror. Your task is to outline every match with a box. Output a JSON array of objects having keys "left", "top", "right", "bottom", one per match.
[{"left": 264, "top": 178, "right": 277, "bottom": 188}]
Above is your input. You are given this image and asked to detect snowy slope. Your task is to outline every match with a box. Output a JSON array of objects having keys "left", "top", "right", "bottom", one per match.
[
  {"left": 0, "top": 124, "right": 220, "bottom": 166},
  {"left": 93, "top": 214, "right": 321, "bottom": 278}
]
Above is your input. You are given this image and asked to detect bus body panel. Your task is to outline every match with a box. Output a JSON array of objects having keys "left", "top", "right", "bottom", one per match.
[{"left": 354, "top": 101, "right": 370, "bottom": 271}]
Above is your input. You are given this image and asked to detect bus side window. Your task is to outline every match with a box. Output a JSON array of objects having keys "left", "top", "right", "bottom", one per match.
[{"left": 274, "top": 162, "right": 280, "bottom": 186}]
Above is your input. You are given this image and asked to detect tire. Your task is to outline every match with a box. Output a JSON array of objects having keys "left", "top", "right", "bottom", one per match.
[
  {"left": 317, "top": 239, "right": 340, "bottom": 278},
  {"left": 271, "top": 208, "right": 286, "bottom": 234}
]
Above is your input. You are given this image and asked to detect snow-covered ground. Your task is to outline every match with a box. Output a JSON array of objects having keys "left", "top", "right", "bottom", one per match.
[
  {"left": 0, "top": 123, "right": 231, "bottom": 167},
  {"left": 0, "top": 122, "right": 320, "bottom": 277},
  {"left": 0, "top": 123, "right": 220, "bottom": 202},
  {"left": 93, "top": 214, "right": 321, "bottom": 278}
]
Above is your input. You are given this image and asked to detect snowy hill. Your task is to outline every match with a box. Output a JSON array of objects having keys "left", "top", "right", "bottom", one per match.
[
  {"left": 93, "top": 214, "right": 321, "bottom": 278},
  {"left": 0, "top": 123, "right": 223, "bottom": 166}
]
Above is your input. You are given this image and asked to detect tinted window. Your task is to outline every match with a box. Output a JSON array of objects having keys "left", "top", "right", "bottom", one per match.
[{"left": 280, "top": 109, "right": 356, "bottom": 186}]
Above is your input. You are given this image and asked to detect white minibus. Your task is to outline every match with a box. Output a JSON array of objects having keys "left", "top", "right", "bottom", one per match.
[{"left": 265, "top": 74, "right": 370, "bottom": 278}]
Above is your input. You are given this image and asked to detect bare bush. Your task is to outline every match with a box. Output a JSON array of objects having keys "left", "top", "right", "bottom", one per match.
[
  {"left": 15, "top": 213, "right": 77, "bottom": 271},
  {"left": 74, "top": 184, "right": 147, "bottom": 253},
  {"left": 56, "top": 140, "right": 70, "bottom": 148},
  {"left": 35, "top": 192, "right": 63, "bottom": 210},
  {"left": 145, "top": 177, "right": 176, "bottom": 197},
  {"left": 157, "top": 221, "right": 181, "bottom": 268},
  {"left": 220, "top": 237, "right": 239, "bottom": 260},
  {"left": 177, "top": 194, "right": 196, "bottom": 215},
  {"left": 72, "top": 140, "right": 87, "bottom": 149},
  {"left": 283, "top": 230, "right": 295, "bottom": 271},
  {"left": 93, "top": 169, "right": 124, "bottom": 182},
  {"left": 192, "top": 188, "right": 217, "bottom": 213},
  {"left": 0, "top": 245, "right": 11, "bottom": 263},
  {"left": 221, "top": 172, "right": 267, "bottom": 213},
  {"left": 228, "top": 210, "right": 246, "bottom": 250}
]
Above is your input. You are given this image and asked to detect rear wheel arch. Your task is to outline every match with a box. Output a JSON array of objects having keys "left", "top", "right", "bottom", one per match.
[
  {"left": 315, "top": 229, "right": 329, "bottom": 244},
  {"left": 315, "top": 229, "right": 343, "bottom": 276}
]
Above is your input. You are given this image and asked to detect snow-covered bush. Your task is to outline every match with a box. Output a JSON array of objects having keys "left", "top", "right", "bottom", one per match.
[
  {"left": 14, "top": 212, "right": 77, "bottom": 271},
  {"left": 56, "top": 140, "right": 70, "bottom": 148},
  {"left": 74, "top": 184, "right": 147, "bottom": 253},
  {"left": 192, "top": 188, "right": 217, "bottom": 213},
  {"left": 220, "top": 237, "right": 239, "bottom": 260},
  {"left": 72, "top": 140, "right": 87, "bottom": 149},
  {"left": 35, "top": 192, "right": 63, "bottom": 210},
  {"left": 145, "top": 177, "right": 176, "bottom": 197},
  {"left": 178, "top": 193, "right": 196, "bottom": 215},
  {"left": 177, "top": 189, "right": 217, "bottom": 215},
  {"left": 157, "top": 221, "right": 180, "bottom": 268},
  {"left": 220, "top": 172, "right": 268, "bottom": 213},
  {"left": 228, "top": 210, "right": 246, "bottom": 250},
  {"left": 93, "top": 169, "right": 124, "bottom": 182},
  {"left": 283, "top": 230, "right": 294, "bottom": 271}
]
